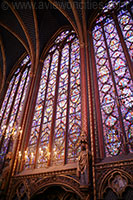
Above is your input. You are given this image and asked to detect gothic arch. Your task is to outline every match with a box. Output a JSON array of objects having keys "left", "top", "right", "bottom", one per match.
[
  {"left": 30, "top": 175, "right": 84, "bottom": 199},
  {"left": 21, "top": 28, "right": 82, "bottom": 170},
  {"left": 9, "top": 180, "right": 30, "bottom": 200},
  {"left": 40, "top": 25, "right": 73, "bottom": 61},
  {"left": 98, "top": 169, "right": 133, "bottom": 199},
  {"left": 9, "top": 175, "right": 86, "bottom": 200}
]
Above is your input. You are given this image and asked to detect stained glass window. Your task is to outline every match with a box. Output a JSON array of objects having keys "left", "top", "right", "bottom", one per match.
[
  {"left": 25, "top": 30, "right": 81, "bottom": 169},
  {"left": 92, "top": 0, "right": 133, "bottom": 157},
  {"left": 0, "top": 56, "right": 31, "bottom": 170},
  {"left": 118, "top": 10, "right": 133, "bottom": 60}
]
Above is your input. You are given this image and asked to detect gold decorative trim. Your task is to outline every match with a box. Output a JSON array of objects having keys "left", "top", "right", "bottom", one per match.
[{"left": 95, "top": 158, "right": 133, "bottom": 169}]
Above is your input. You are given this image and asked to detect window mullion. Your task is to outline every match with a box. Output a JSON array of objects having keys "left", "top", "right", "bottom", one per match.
[
  {"left": 64, "top": 43, "right": 71, "bottom": 164},
  {"left": 0, "top": 77, "right": 15, "bottom": 126},
  {"left": 48, "top": 47, "right": 62, "bottom": 166},
  {"left": 34, "top": 55, "right": 53, "bottom": 168},
  {"left": 90, "top": 32, "right": 105, "bottom": 159},
  {"left": 16, "top": 67, "right": 31, "bottom": 123},
  {"left": 12, "top": 67, "right": 30, "bottom": 171},
  {"left": 112, "top": 13, "right": 133, "bottom": 77},
  {"left": 0, "top": 72, "right": 22, "bottom": 152},
  {"left": 21, "top": 65, "right": 44, "bottom": 169},
  {"left": 101, "top": 23, "right": 128, "bottom": 152},
  {"left": 6, "top": 67, "right": 30, "bottom": 173},
  {"left": 12, "top": 67, "right": 30, "bottom": 131}
]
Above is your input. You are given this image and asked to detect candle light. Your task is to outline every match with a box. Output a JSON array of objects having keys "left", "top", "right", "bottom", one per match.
[{"left": 19, "top": 151, "right": 22, "bottom": 157}]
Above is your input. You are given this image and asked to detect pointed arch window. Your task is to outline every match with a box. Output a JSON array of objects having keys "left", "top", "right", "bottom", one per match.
[
  {"left": 0, "top": 56, "right": 31, "bottom": 169},
  {"left": 24, "top": 30, "right": 81, "bottom": 169},
  {"left": 91, "top": 0, "right": 132, "bottom": 157}
]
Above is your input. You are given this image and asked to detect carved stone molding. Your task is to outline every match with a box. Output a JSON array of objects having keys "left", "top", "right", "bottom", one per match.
[
  {"left": 7, "top": 173, "right": 89, "bottom": 200},
  {"left": 95, "top": 159, "right": 133, "bottom": 186},
  {"left": 94, "top": 159, "right": 133, "bottom": 199}
]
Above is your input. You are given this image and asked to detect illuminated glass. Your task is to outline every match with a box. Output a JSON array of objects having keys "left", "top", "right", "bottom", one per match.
[
  {"left": 118, "top": 10, "right": 133, "bottom": 60},
  {"left": 92, "top": 0, "right": 133, "bottom": 156},
  {"left": 26, "top": 30, "right": 81, "bottom": 169},
  {"left": 0, "top": 56, "right": 31, "bottom": 168}
]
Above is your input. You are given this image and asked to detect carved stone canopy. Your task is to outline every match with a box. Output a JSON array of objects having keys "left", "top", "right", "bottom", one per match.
[{"left": 80, "top": 131, "right": 88, "bottom": 145}]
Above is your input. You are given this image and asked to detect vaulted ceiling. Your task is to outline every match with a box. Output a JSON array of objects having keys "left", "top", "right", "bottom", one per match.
[{"left": 0, "top": 0, "right": 105, "bottom": 93}]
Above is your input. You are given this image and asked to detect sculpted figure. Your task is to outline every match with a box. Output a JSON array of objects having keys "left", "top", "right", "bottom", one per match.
[{"left": 77, "top": 131, "right": 91, "bottom": 186}]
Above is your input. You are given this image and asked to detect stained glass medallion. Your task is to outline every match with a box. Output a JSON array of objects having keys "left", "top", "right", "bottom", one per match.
[
  {"left": 0, "top": 76, "right": 15, "bottom": 121},
  {"left": 26, "top": 30, "right": 81, "bottom": 169},
  {"left": 106, "top": 129, "right": 121, "bottom": 156},
  {"left": 92, "top": 0, "right": 133, "bottom": 156},
  {"left": 0, "top": 56, "right": 30, "bottom": 168},
  {"left": 118, "top": 10, "right": 133, "bottom": 59}
]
